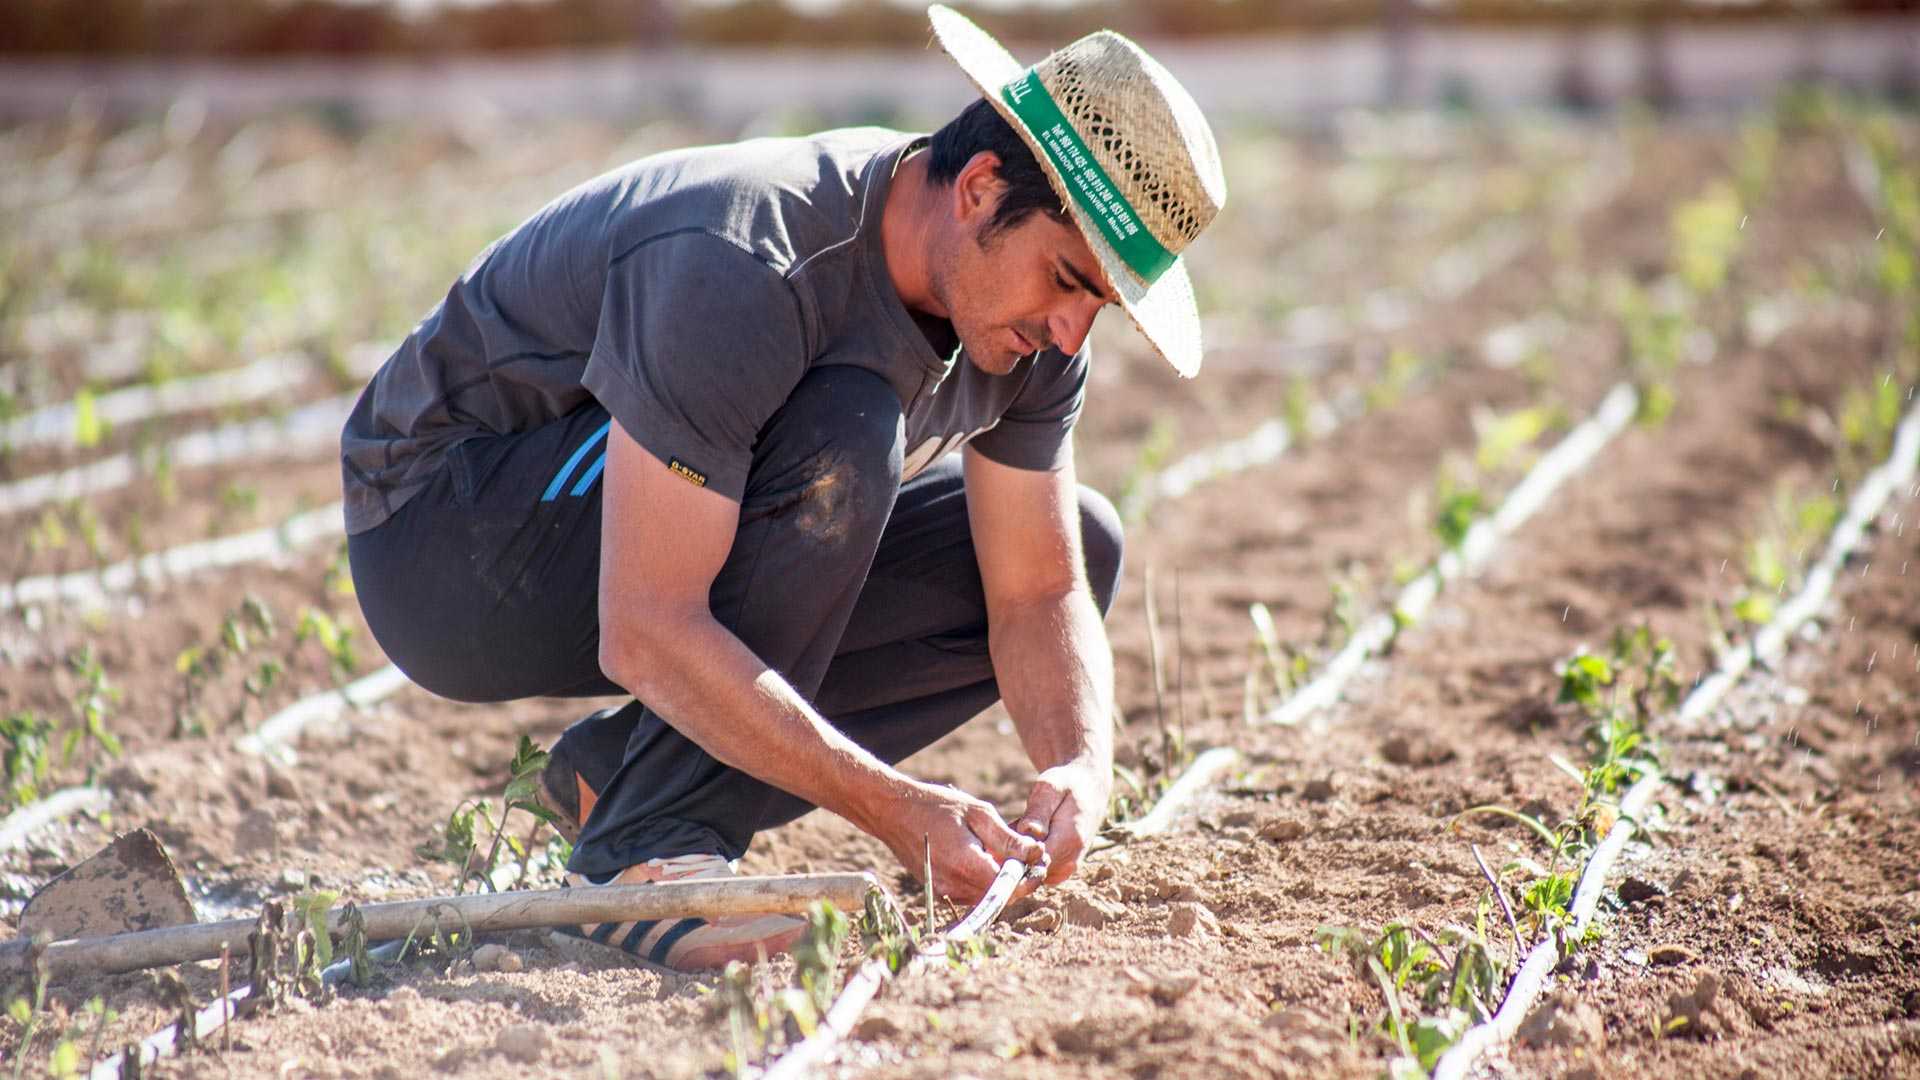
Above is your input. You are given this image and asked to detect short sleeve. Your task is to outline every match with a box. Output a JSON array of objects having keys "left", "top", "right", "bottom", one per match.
[
  {"left": 966, "top": 343, "right": 1089, "bottom": 472},
  {"left": 580, "top": 232, "right": 808, "bottom": 502}
]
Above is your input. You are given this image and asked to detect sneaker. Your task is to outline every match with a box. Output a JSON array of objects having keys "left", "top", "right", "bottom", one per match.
[
  {"left": 561, "top": 853, "right": 806, "bottom": 972},
  {"left": 535, "top": 707, "right": 637, "bottom": 843}
]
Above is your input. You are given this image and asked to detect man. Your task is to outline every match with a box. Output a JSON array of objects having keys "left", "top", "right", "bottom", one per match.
[{"left": 342, "top": 5, "right": 1225, "bottom": 971}]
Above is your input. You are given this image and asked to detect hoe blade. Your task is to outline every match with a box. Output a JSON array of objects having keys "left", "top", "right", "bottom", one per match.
[{"left": 20, "top": 828, "right": 196, "bottom": 942}]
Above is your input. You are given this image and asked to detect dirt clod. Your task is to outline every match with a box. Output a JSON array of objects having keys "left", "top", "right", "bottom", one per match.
[
  {"left": 1167, "top": 902, "right": 1220, "bottom": 939},
  {"left": 853, "top": 1014, "right": 902, "bottom": 1040},
  {"left": 1015, "top": 906, "right": 1064, "bottom": 934},
  {"left": 1124, "top": 966, "right": 1200, "bottom": 1005},
  {"left": 1381, "top": 733, "right": 1456, "bottom": 767},
  {"left": 1648, "top": 943, "right": 1701, "bottom": 966},
  {"left": 1301, "top": 777, "right": 1336, "bottom": 802},
  {"left": 1618, "top": 876, "right": 1665, "bottom": 904},
  {"left": 1256, "top": 817, "right": 1308, "bottom": 842},
  {"left": 1517, "top": 993, "right": 1606, "bottom": 1048},
  {"left": 1064, "top": 892, "right": 1126, "bottom": 929},
  {"left": 235, "top": 809, "right": 279, "bottom": 857},
  {"left": 472, "top": 944, "right": 524, "bottom": 973},
  {"left": 494, "top": 1023, "right": 549, "bottom": 1063},
  {"left": 1664, "top": 970, "right": 1725, "bottom": 1038}
]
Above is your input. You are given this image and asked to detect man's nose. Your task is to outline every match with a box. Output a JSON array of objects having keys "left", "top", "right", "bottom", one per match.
[{"left": 1048, "top": 298, "right": 1102, "bottom": 356}]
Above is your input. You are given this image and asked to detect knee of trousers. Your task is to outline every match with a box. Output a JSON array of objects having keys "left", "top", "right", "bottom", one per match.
[
  {"left": 747, "top": 366, "right": 906, "bottom": 547},
  {"left": 1077, "top": 485, "right": 1124, "bottom": 616}
]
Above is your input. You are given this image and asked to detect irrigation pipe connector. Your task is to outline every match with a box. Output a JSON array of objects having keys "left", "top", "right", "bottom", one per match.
[
  {"left": 764, "top": 857, "right": 1033, "bottom": 1080},
  {"left": 236, "top": 663, "right": 412, "bottom": 764},
  {"left": 1434, "top": 393, "right": 1920, "bottom": 1080},
  {"left": 1263, "top": 382, "right": 1640, "bottom": 727},
  {"left": 0, "top": 787, "right": 111, "bottom": 854},
  {"left": 2, "top": 502, "right": 344, "bottom": 611},
  {"left": 1, "top": 872, "right": 881, "bottom": 984}
]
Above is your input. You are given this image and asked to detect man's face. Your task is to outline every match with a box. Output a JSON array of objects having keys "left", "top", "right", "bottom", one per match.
[{"left": 929, "top": 186, "right": 1115, "bottom": 376}]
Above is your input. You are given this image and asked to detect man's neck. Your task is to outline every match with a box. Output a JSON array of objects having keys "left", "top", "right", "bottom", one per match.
[{"left": 880, "top": 148, "right": 950, "bottom": 320}]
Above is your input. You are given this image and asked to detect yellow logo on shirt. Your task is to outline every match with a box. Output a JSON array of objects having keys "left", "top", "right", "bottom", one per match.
[{"left": 668, "top": 458, "right": 708, "bottom": 488}]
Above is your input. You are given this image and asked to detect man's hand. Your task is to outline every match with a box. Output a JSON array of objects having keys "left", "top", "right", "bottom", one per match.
[
  {"left": 874, "top": 780, "right": 1046, "bottom": 906},
  {"left": 1012, "top": 760, "right": 1110, "bottom": 887}
]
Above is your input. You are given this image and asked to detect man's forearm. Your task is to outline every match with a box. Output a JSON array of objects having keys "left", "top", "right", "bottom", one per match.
[
  {"left": 988, "top": 586, "right": 1115, "bottom": 775},
  {"left": 602, "top": 612, "right": 911, "bottom": 838}
]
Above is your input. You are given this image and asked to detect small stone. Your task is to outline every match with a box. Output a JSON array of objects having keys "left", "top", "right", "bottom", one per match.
[
  {"left": 852, "top": 1015, "right": 901, "bottom": 1040},
  {"left": 1063, "top": 892, "right": 1125, "bottom": 929},
  {"left": 472, "top": 944, "right": 523, "bottom": 973},
  {"left": 1167, "top": 902, "right": 1219, "bottom": 939},
  {"left": 235, "top": 810, "right": 279, "bottom": 858},
  {"left": 494, "top": 1023, "right": 549, "bottom": 1064},
  {"left": 1618, "top": 877, "right": 1665, "bottom": 904},
  {"left": 1648, "top": 943, "right": 1700, "bottom": 966},
  {"left": 1087, "top": 862, "right": 1116, "bottom": 885},
  {"left": 1256, "top": 818, "right": 1307, "bottom": 843},
  {"left": 279, "top": 867, "right": 310, "bottom": 890},
  {"left": 1517, "top": 994, "right": 1605, "bottom": 1048},
  {"left": 1301, "top": 777, "right": 1336, "bottom": 802}
]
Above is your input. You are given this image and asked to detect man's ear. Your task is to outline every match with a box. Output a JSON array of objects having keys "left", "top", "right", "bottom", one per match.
[{"left": 951, "top": 150, "right": 1006, "bottom": 227}]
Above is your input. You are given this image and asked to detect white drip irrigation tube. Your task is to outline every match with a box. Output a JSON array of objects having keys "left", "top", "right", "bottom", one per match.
[
  {"left": 89, "top": 939, "right": 408, "bottom": 1079},
  {"left": 0, "top": 787, "right": 111, "bottom": 854},
  {"left": 0, "top": 355, "right": 309, "bottom": 454},
  {"left": 1120, "top": 397, "right": 1349, "bottom": 523},
  {"left": 236, "top": 664, "right": 412, "bottom": 764},
  {"left": 1, "top": 502, "right": 344, "bottom": 611},
  {"left": 1434, "top": 395, "right": 1920, "bottom": 1080},
  {"left": 1107, "top": 747, "right": 1242, "bottom": 845},
  {"left": 0, "top": 391, "right": 360, "bottom": 518},
  {"left": 1264, "top": 383, "right": 1640, "bottom": 726},
  {"left": 0, "top": 666, "right": 410, "bottom": 857},
  {"left": 764, "top": 858, "right": 1032, "bottom": 1080}
]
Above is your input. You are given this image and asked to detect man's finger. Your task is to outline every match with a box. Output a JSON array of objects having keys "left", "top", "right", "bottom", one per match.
[
  {"left": 967, "top": 804, "right": 1046, "bottom": 867},
  {"left": 1014, "top": 780, "right": 1066, "bottom": 841}
]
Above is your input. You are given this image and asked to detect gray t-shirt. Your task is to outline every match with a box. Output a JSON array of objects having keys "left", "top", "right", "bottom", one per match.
[{"left": 340, "top": 128, "right": 1087, "bottom": 535}]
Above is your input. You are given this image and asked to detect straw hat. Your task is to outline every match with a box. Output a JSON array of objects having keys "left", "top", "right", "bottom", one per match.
[{"left": 927, "top": 4, "right": 1226, "bottom": 377}]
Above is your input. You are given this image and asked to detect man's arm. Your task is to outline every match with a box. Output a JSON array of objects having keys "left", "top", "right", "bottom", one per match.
[
  {"left": 597, "top": 421, "right": 1041, "bottom": 900},
  {"left": 963, "top": 441, "right": 1115, "bottom": 886}
]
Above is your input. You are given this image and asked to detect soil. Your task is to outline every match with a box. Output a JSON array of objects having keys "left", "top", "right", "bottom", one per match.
[{"left": 1, "top": 110, "right": 1916, "bottom": 1080}]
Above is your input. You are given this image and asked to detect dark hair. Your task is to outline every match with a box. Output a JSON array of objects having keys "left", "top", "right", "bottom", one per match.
[{"left": 926, "top": 97, "right": 1067, "bottom": 240}]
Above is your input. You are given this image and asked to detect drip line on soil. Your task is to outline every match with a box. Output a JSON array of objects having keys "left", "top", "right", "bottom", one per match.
[
  {"left": 0, "top": 391, "right": 360, "bottom": 517},
  {"left": 1434, "top": 393, "right": 1920, "bottom": 1080},
  {"left": 87, "top": 940, "right": 410, "bottom": 1080},
  {"left": 0, "top": 354, "right": 310, "bottom": 454},
  {"left": 763, "top": 857, "right": 1032, "bottom": 1080},
  {"left": 0, "top": 502, "right": 344, "bottom": 611},
  {"left": 0, "top": 667, "right": 409, "bottom": 860},
  {"left": 235, "top": 663, "right": 412, "bottom": 763},
  {"left": 1264, "top": 382, "right": 1640, "bottom": 727},
  {"left": 1098, "top": 746, "right": 1242, "bottom": 850},
  {"left": 0, "top": 786, "right": 111, "bottom": 853}
]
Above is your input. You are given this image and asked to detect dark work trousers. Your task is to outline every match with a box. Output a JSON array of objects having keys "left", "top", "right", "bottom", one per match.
[{"left": 349, "top": 366, "right": 1123, "bottom": 879}]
